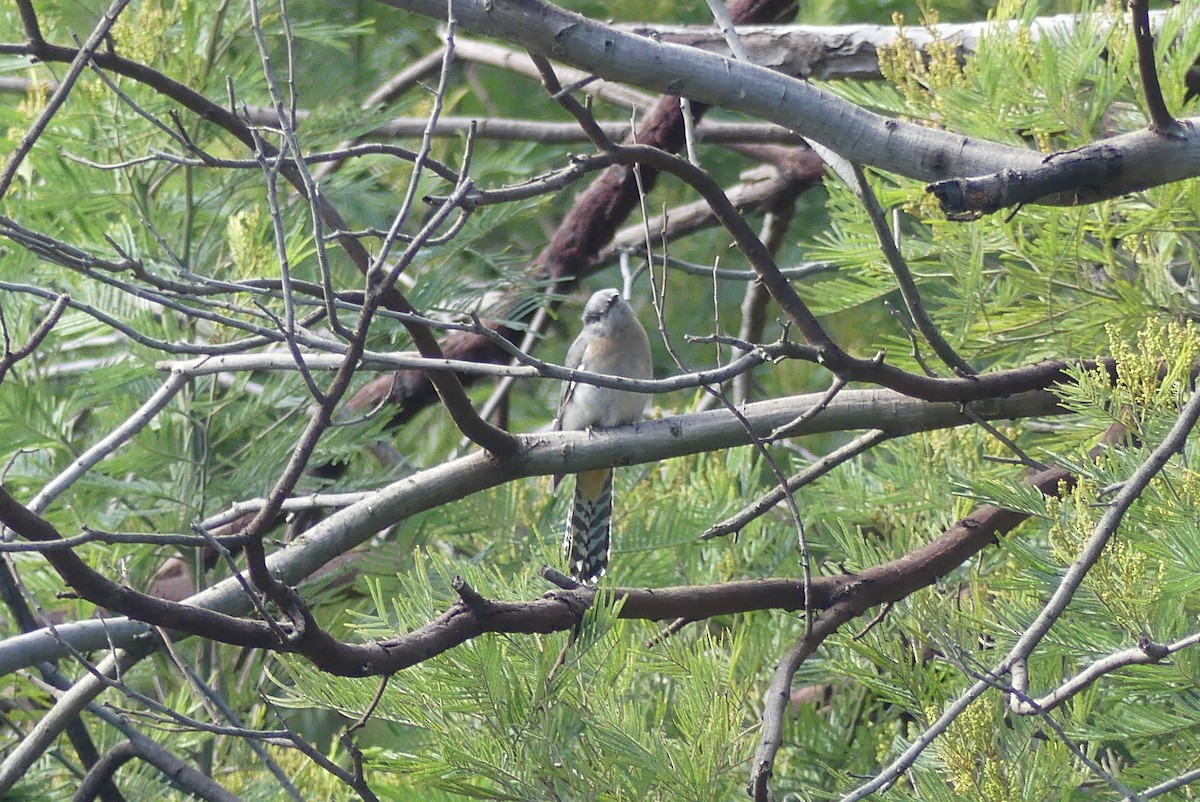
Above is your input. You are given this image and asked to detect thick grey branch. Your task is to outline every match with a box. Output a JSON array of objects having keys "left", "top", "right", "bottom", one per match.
[
  {"left": 377, "top": 0, "right": 1200, "bottom": 208},
  {"left": 0, "top": 386, "right": 1062, "bottom": 675},
  {"left": 238, "top": 109, "right": 802, "bottom": 144}
]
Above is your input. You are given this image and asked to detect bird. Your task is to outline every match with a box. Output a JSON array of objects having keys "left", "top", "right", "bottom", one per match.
[{"left": 553, "top": 288, "right": 653, "bottom": 583}]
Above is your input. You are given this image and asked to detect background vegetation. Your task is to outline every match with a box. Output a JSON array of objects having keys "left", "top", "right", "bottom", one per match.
[{"left": 3, "top": 0, "right": 1200, "bottom": 799}]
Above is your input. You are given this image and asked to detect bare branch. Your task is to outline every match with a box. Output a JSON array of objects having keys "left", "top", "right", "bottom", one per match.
[
  {"left": 849, "top": 165, "right": 975, "bottom": 376},
  {"left": 25, "top": 372, "right": 191, "bottom": 516},
  {"left": 0, "top": 487, "right": 283, "bottom": 647},
  {"left": 0, "top": 293, "right": 68, "bottom": 384},
  {"left": 1144, "top": 765, "right": 1200, "bottom": 799},
  {"left": 1130, "top": 0, "right": 1177, "bottom": 134},
  {"left": 599, "top": 158, "right": 824, "bottom": 269},
  {"left": 702, "top": 429, "right": 890, "bottom": 539},
  {"left": 14, "top": 0, "right": 45, "bottom": 46},
  {"left": 1009, "top": 634, "right": 1189, "bottom": 715},
  {"left": 262, "top": 110, "right": 804, "bottom": 144},
  {"left": 379, "top": 0, "right": 1200, "bottom": 212}
]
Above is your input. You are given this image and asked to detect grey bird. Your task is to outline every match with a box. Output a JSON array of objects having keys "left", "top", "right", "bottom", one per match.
[{"left": 553, "top": 288, "right": 653, "bottom": 583}]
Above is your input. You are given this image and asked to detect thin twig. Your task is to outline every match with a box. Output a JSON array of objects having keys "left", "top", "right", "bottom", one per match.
[
  {"left": 346, "top": 675, "right": 390, "bottom": 735},
  {"left": 884, "top": 299, "right": 936, "bottom": 377},
  {"left": 1130, "top": 0, "right": 1177, "bottom": 134},
  {"left": 852, "top": 601, "right": 893, "bottom": 641},
  {"left": 702, "top": 0, "right": 754, "bottom": 61},
  {"left": 1009, "top": 633, "right": 1191, "bottom": 715},
  {"left": 850, "top": 164, "right": 976, "bottom": 376},
  {"left": 766, "top": 376, "right": 847, "bottom": 440},
  {"left": 646, "top": 616, "right": 694, "bottom": 648},
  {"left": 0, "top": 0, "right": 135, "bottom": 202},
  {"left": 28, "top": 371, "right": 191, "bottom": 515},
  {"left": 703, "top": 429, "right": 890, "bottom": 539},
  {"left": 0, "top": 294, "right": 68, "bottom": 383},
  {"left": 962, "top": 410, "right": 1047, "bottom": 470}
]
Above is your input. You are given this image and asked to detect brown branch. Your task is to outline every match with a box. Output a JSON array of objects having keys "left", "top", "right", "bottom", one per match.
[
  {"left": 747, "top": 462, "right": 1073, "bottom": 799},
  {"left": 595, "top": 156, "right": 824, "bottom": 269},
  {"left": 0, "top": 460, "right": 1072, "bottom": 677},
  {"left": 1130, "top": 0, "right": 1177, "bottom": 134},
  {"left": 234, "top": 172, "right": 507, "bottom": 644},
  {"left": 603, "top": 142, "right": 840, "bottom": 354},
  {"left": 0, "top": 487, "right": 280, "bottom": 647},
  {"left": 281, "top": 461, "right": 1077, "bottom": 677},
  {"left": 531, "top": 138, "right": 1043, "bottom": 404},
  {"left": 0, "top": 293, "right": 68, "bottom": 383},
  {"left": 14, "top": 0, "right": 44, "bottom": 47}
]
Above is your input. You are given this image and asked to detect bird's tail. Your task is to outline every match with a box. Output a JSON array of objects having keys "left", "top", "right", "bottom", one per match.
[{"left": 564, "top": 468, "right": 613, "bottom": 583}]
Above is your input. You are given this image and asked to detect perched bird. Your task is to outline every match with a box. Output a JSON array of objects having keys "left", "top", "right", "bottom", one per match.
[{"left": 553, "top": 288, "right": 653, "bottom": 583}]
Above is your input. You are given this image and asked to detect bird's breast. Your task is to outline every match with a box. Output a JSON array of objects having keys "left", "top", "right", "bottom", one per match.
[{"left": 560, "top": 382, "right": 648, "bottom": 431}]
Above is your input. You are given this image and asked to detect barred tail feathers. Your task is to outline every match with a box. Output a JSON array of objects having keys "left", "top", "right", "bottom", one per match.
[{"left": 564, "top": 468, "right": 613, "bottom": 583}]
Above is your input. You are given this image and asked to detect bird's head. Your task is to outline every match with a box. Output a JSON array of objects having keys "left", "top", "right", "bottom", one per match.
[{"left": 582, "top": 288, "right": 629, "bottom": 328}]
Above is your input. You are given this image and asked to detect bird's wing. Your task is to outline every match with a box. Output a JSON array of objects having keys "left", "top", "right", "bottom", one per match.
[{"left": 554, "top": 332, "right": 590, "bottom": 432}]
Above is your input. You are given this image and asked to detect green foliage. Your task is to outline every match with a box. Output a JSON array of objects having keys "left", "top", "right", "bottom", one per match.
[
  {"left": 817, "top": 2, "right": 1200, "bottom": 375},
  {"left": 5, "top": 0, "right": 1200, "bottom": 799},
  {"left": 276, "top": 552, "right": 768, "bottom": 801}
]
